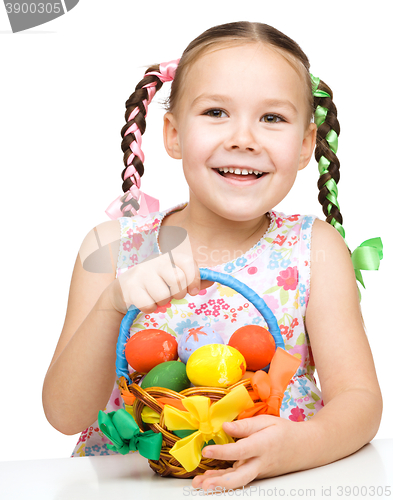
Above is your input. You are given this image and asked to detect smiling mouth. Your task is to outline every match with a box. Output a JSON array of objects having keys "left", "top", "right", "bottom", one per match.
[{"left": 214, "top": 168, "right": 265, "bottom": 180}]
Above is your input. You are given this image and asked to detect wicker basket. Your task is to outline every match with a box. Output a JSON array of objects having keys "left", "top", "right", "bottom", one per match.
[{"left": 115, "top": 268, "right": 285, "bottom": 478}]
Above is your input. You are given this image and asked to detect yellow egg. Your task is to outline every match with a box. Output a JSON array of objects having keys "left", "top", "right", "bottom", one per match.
[{"left": 186, "top": 344, "right": 246, "bottom": 387}]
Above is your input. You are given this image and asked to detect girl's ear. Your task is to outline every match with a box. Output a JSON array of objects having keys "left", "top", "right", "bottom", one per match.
[
  {"left": 298, "top": 122, "right": 317, "bottom": 171},
  {"left": 163, "top": 112, "right": 182, "bottom": 159}
]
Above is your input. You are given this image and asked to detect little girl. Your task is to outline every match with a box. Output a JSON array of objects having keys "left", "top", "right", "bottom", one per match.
[{"left": 42, "top": 21, "right": 383, "bottom": 491}]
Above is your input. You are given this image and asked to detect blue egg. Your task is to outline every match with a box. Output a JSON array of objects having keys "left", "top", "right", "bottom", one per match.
[{"left": 178, "top": 325, "right": 224, "bottom": 364}]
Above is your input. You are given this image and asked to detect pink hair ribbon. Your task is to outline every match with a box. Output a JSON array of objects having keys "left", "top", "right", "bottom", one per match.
[
  {"left": 105, "top": 58, "right": 180, "bottom": 220},
  {"left": 105, "top": 191, "right": 160, "bottom": 219},
  {"left": 144, "top": 58, "right": 180, "bottom": 82}
]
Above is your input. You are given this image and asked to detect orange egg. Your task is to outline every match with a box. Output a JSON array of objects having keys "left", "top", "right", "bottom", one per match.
[
  {"left": 125, "top": 329, "right": 178, "bottom": 373},
  {"left": 240, "top": 370, "right": 255, "bottom": 380},
  {"left": 228, "top": 325, "right": 275, "bottom": 371}
]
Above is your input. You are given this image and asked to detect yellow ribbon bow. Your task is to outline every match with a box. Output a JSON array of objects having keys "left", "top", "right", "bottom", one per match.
[{"left": 163, "top": 385, "right": 254, "bottom": 472}]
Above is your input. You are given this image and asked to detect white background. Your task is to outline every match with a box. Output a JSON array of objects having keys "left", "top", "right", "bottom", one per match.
[{"left": 0, "top": 0, "right": 391, "bottom": 462}]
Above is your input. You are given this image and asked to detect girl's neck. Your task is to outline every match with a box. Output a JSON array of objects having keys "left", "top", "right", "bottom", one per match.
[{"left": 161, "top": 201, "right": 271, "bottom": 267}]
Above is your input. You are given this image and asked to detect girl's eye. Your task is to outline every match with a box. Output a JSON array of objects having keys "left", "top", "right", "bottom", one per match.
[
  {"left": 204, "top": 109, "right": 228, "bottom": 118},
  {"left": 261, "top": 114, "right": 284, "bottom": 123}
]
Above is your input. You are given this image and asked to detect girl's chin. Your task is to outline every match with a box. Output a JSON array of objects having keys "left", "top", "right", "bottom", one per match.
[{"left": 203, "top": 198, "right": 271, "bottom": 224}]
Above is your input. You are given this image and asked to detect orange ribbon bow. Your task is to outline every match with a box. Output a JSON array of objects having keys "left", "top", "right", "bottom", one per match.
[
  {"left": 119, "top": 377, "right": 136, "bottom": 406},
  {"left": 238, "top": 347, "right": 301, "bottom": 419}
]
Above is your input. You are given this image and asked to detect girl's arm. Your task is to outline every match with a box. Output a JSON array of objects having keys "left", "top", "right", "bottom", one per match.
[
  {"left": 42, "top": 220, "right": 124, "bottom": 435},
  {"left": 42, "top": 219, "right": 207, "bottom": 435},
  {"left": 296, "top": 218, "right": 383, "bottom": 465},
  {"left": 192, "top": 218, "right": 382, "bottom": 491}
]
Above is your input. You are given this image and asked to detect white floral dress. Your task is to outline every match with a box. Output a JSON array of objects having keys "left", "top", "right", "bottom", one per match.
[{"left": 71, "top": 201, "right": 324, "bottom": 457}]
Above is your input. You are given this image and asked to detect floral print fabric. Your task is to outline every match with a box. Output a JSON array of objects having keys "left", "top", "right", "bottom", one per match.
[{"left": 71, "top": 201, "right": 324, "bottom": 457}]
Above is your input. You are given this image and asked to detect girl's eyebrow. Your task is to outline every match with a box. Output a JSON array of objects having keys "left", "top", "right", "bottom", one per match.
[
  {"left": 191, "top": 94, "right": 298, "bottom": 115},
  {"left": 263, "top": 98, "right": 298, "bottom": 115},
  {"left": 191, "top": 93, "right": 231, "bottom": 107}
]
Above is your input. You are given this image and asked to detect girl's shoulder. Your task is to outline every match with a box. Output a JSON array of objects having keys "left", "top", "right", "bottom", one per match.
[
  {"left": 78, "top": 219, "right": 122, "bottom": 274},
  {"left": 284, "top": 214, "right": 351, "bottom": 274},
  {"left": 117, "top": 201, "right": 187, "bottom": 236},
  {"left": 307, "top": 217, "right": 356, "bottom": 296},
  {"left": 115, "top": 208, "right": 169, "bottom": 276},
  {"left": 310, "top": 218, "right": 348, "bottom": 256},
  {"left": 77, "top": 206, "right": 162, "bottom": 275},
  {"left": 117, "top": 211, "right": 162, "bottom": 236},
  {"left": 271, "top": 210, "right": 318, "bottom": 226},
  {"left": 268, "top": 210, "right": 319, "bottom": 241}
]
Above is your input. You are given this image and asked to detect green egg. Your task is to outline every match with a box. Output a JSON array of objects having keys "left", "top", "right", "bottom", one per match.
[{"left": 141, "top": 360, "right": 191, "bottom": 392}]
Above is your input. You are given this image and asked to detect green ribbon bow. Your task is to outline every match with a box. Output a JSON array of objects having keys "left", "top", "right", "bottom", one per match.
[
  {"left": 98, "top": 409, "right": 162, "bottom": 460},
  {"left": 351, "top": 237, "right": 384, "bottom": 289}
]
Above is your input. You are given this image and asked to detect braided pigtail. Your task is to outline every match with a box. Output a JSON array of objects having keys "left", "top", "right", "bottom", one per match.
[
  {"left": 119, "top": 66, "right": 164, "bottom": 217},
  {"left": 311, "top": 75, "right": 383, "bottom": 293},
  {"left": 106, "top": 59, "right": 179, "bottom": 219},
  {"left": 311, "top": 76, "right": 344, "bottom": 240}
]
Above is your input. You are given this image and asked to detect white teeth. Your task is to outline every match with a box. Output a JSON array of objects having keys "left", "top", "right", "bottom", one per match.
[{"left": 217, "top": 167, "right": 262, "bottom": 175}]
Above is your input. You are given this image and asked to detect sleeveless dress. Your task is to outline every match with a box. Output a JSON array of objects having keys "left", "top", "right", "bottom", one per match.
[{"left": 71, "top": 201, "right": 324, "bottom": 457}]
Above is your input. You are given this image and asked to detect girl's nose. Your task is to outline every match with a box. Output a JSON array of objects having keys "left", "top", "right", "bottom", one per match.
[{"left": 224, "top": 121, "right": 261, "bottom": 153}]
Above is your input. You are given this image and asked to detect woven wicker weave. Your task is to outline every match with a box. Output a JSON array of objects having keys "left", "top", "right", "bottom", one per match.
[
  {"left": 115, "top": 268, "right": 284, "bottom": 478},
  {"left": 124, "top": 373, "right": 253, "bottom": 478}
]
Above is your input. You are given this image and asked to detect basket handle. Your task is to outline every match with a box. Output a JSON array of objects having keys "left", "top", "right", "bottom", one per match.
[{"left": 116, "top": 268, "right": 284, "bottom": 382}]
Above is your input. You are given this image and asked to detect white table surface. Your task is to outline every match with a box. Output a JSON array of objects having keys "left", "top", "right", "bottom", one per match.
[{"left": 1, "top": 439, "right": 392, "bottom": 500}]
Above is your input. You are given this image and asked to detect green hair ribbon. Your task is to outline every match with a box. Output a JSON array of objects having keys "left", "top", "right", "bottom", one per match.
[
  {"left": 310, "top": 73, "right": 343, "bottom": 238},
  {"left": 310, "top": 74, "right": 383, "bottom": 296}
]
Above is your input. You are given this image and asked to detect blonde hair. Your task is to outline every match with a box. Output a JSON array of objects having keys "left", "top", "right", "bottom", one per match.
[{"left": 167, "top": 21, "right": 314, "bottom": 124}]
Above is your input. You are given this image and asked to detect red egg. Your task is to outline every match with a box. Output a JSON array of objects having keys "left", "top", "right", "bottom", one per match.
[
  {"left": 125, "top": 329, "right": 178, "bottom": 373},
  {"left": 228, "top": 325, "right": 275, "bottom": 371}
]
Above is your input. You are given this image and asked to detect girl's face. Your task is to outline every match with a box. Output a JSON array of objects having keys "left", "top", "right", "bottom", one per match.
[{"left": 164, "top": 43, "right": 316, "bottom": 223}]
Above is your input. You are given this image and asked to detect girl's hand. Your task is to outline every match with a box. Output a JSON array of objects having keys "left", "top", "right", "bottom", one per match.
[
  {"left": 108, "top": 243, "right": 214, "bottom": 315},
  {"left": 192, "top": 416, "right": 306, "bottom": 492}
]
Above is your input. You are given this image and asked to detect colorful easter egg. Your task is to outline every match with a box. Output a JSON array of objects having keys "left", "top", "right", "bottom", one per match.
[
  {"left": 141, "top": 361, "right": 191, "bottom": 392},
  {"left": 178, "top": 325, "right": 224, "bottom": 364},
  {"left": 125, "top": 329, "right": 178, "bottom": 373},
  {"left": 186, "top": 344, "right": 246, "bottom": 387},
  {"left": 228, "top": 325, "right": 275, "bottom": 371}
]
